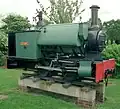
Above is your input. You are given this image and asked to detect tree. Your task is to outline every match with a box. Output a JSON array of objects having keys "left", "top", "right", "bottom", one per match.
[
  {"left": 34, "top": 0, "right": 85, "bottom": 24},
  {"left": 0, "top": 30, "right": 8, "bottom": 66},
  {"left": 0, "top": 30, "right": 7, "bottom": 54},
  {"left": 0, "top": 15, "right": 8, "bottom": 55},
  {"left": 1, "top": 14, "right": 31, "bottom": 33},
  {"left": 103, "top": 19, "right": 120, "bottom": 44},
  {"left": 0, "top": 14, "right": 32, "bottom": 66}
]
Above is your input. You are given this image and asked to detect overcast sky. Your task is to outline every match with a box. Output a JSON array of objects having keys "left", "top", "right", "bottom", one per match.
[{"left": 0, "top": 0, "right": 119, "bottom": 23}]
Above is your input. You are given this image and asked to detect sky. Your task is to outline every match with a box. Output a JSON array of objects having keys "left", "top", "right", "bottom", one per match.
[{"left": 0, "top": 0, "right": 119, "bottom": 24}]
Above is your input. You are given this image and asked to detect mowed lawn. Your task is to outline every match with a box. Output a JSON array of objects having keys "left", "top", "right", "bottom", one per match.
[{"left": 0, "top": 68, "right": 120, "bottom": 109}]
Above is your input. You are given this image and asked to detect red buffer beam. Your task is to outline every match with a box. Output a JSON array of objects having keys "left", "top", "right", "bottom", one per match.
[{"left": 95, "top": 59, "right": 115, "bottom": 83}]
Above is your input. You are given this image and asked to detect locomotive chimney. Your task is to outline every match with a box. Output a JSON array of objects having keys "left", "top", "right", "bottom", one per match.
[{"left": 90, "top": 5, "right": 100, "bottom": 28}]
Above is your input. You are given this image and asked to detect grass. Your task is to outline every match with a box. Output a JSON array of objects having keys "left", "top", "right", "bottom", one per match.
[{"left": 0, "top": 68, "right": 119, "bottom": 109}]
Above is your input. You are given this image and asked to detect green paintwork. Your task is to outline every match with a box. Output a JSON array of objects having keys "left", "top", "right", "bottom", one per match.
[
  {"left": 14, "top": 23, "right": 92, "bottom": 77},
  {"left": 79, "top": 23, "right": 88, "bottom": 40},
  {"left": 16, "top": 31, "right": 41, "bottom": 59},
  {"left": 15, "top": 23, "right": 88, "bottom": 60},
  {"left": 78, "top": 61, "right": 92, "bottom": 77},
  {"left": 37, "top": 23, "right": 88, "bottom": 46}
]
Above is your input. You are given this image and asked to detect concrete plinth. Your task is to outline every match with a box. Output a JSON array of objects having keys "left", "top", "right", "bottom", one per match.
[
  {"left": 95, "top": 83, "right": 105, "bottom": 103},
  {"left": 18, "top": 77, "right": 105, "bottom": 108}
]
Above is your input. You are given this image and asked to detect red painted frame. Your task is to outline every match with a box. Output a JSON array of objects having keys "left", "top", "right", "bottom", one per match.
[{"left": 95, "top": 59, "right": 115, "bottom": 83}]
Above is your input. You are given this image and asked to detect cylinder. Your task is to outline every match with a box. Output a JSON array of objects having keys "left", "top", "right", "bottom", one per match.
[
  {"left": 78, "top": 61, "right": 92, "bottom": 77},
  {"left": 90, "top": 5, "right": 100, "bottom": 26}
]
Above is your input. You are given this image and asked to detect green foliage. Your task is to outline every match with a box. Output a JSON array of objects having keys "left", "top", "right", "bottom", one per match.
[
  {"left": 1, "top": 14, "right": 31, "bottom": 33},
  {"left": 0, "top": 30, "right": 7, "bottom": 66},
  {"left": 0, "top": 14, "right": 32, "bottom": 66},
  {"left": 0, "top": 54, "right": 6, "bottom": 66},
  {"left": 36, "top": 0, "right": 85, "bottom": 24},
  {"left": 102, "top": 44, "right": 119, "bottom": 66},
  {"left": 103, "top": 19, "right": 120, "bottom": 43},
  {"left": 102, "top": 43, "right": 120, "bottom": 66},
  {"left": 102, "top": 43, "right": 120, "bottom": 76},
  {"left": 0, "top": 31, "right": 7, "bottom": 53}
]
